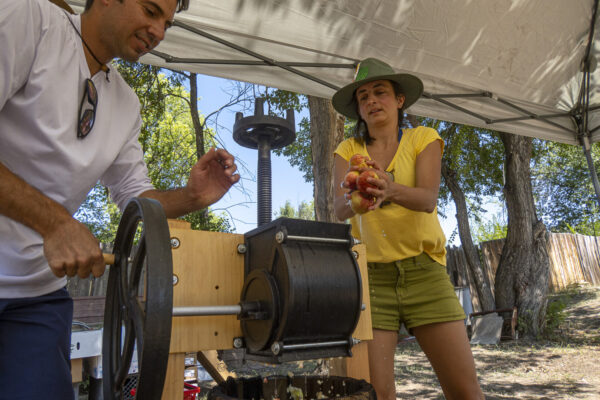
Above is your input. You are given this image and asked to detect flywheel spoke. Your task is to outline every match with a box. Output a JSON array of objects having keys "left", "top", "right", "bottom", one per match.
[{"left": 115, "top": 318, "right": 136, "bottom": 388}]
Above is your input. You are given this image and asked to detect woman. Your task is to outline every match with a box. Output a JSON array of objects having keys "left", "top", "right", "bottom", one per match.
[{"left": 332, "top": 58, "right": 484, "bottom": 400}]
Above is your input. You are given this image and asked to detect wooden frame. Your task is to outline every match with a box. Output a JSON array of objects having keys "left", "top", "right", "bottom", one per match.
[{"left": 161, "top": 220, "right": 373, "bottom": 398}]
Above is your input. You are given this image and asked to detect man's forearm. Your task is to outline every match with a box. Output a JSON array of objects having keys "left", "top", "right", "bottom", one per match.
[
  {"left": 0, "top": 162, "right": 72, "bottom": 236},
  {"left": 140, "top": 187, "right": 205, "bottom": 218}
]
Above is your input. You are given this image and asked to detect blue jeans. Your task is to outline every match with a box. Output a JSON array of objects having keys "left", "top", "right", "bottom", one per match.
[{"left": 0, "top": 288, "right": 73, "bottom": 400}]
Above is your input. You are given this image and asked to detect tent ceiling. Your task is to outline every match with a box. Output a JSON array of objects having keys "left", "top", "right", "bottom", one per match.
[{"left": 67, "top": 0, "right": 598, "bottom": 145}]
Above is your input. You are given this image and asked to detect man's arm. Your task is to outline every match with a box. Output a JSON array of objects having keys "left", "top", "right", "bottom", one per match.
[
  {"left": 139, "top": 148, "right": 240, "bottom": 217},
  {"left": 0, "top": 162, "right": 105, "bottom": 278}
]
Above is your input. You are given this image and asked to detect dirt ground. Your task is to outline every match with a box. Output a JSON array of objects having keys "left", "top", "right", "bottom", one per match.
[
  {"left": 214, "top": 286, "right": 600, "bottom": 400},
  {"left": 393, "top": 286, "right": 600, "bottom": 399}
]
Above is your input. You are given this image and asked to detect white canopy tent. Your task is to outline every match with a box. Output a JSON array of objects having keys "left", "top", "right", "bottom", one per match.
[{"left": 67, "top": 0, "right": 599, "bottom": 191}]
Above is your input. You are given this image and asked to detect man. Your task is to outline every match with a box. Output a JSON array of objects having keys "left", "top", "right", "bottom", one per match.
[{"left": 0, "top": 0, "right": 240, "bottom": 398}]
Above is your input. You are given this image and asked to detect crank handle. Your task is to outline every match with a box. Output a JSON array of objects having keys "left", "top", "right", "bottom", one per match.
[{"left": 103, "top": 253, "right": 115, "bottom": 265}]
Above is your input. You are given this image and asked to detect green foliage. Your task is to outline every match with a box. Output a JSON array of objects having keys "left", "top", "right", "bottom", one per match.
[
  {"left": 540, "top": 287, "right": 585, "bottom": 341},
  {"left": 274, "top": 200, "right": 315, "bottom": 220},
  {"left": 434, "top": 120, "right": 505, "bottom": 213},
  {"left": 264, "top": 89, "right": 314, "bottom": 182},
  {"left": 543, "top": 297, "right": 568, "bottom": 338},
  {"left": 473, "top": 213, "right": 508, "bottom": 243},
  {"left": 424, "top": 119, "right": 505, "bottom": 246},
  {"left": 183, "top": 210, "right": 232, "bottom": 232},
  {"left": 141, "top": 83, "right": 197, "bottom": 190},
  {"left": 76, "top": 183, "right": 121, "bottom": 244},
  {"left": 516, "top": 309, "right": 534, "bottom": 338},
  {"left": 74, "top": 62, "right": 230, "bottom": 240},
  {"left": 276, "top": 200, "right": 296, "bottom": 218},
  {"left": 265, "top": 89, "right": 307, "bottom": 113},
  {"left": 273, "top": 116, "right": 314, "bottom": 182},
  {"left": 532, "top": 139, "right": 600, "bottom": 233}
]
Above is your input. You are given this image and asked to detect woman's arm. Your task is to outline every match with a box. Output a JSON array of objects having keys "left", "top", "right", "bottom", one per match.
[{"left": 333, "top": 154, "right": 356, "bottom": 221}]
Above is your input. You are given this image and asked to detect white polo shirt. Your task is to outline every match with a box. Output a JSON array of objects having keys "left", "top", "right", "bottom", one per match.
[{"left": 0, "top": 0, "right": 155, "bottom": 298}]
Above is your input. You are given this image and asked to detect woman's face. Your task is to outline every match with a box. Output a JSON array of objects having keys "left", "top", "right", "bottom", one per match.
[{"left": 356, "top": 80, "right": 405, "bottom": 127}]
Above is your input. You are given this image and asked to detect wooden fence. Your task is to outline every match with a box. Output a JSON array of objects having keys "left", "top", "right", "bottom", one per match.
[{"left": 447, "top": 233, "right": 600, "bottom": 312}]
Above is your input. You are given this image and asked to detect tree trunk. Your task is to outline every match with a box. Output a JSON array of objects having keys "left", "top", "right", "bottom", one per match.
[
  {"left": 189, "top": 72, "right": 205, "bottom": 159},
  {"left": 442, "top": 162, "right": 496, "bottom": 312},
  {"left": 495, "top": 133, "right": 550, "bottom": 338},
  {"left": 188, "top": 72, "right": 209, "bottom": 220},
  {"left": 308, "top": 96, "right": 345, "bottom": 222}
]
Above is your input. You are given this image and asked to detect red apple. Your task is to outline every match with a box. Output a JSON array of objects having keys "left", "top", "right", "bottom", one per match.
[
  {"left": 349, "top": 154, "right": 369, "bottom": 169},
  {"left": 343, "top": 170, "right": 359, "bottom": 190},
  {"left": 356, "top": 170, "right": 379, "bottom": 193},
  {"left": 350, "top": 191, "right": 376, "bottom": 214}
]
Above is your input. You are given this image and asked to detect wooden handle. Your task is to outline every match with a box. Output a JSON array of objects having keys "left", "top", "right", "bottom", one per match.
[{"left": 103, "top": 253, "right": 115, "bottom": 265}]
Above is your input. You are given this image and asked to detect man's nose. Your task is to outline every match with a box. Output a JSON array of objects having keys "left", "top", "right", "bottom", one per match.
[{"left": 148, "top": 21, "right": 166, "bottom": 47}]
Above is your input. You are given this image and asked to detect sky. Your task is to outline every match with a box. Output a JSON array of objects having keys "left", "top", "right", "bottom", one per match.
[{"left": 193, "top": 73, "right": 464, "bottom": 244}]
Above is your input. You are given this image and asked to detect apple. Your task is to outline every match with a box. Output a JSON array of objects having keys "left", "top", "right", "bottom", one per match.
[
  {"left": 343, "top": 170, "right": 359, "bottom": 190},
  {"left": 356, "top": 170, "right": 379, "bottom": 193},
  {"left": 349, "top": 154, "right": 369, "bottom": 169},
  {"left": 350, "top": 191, "right": 376, "bottom": 214}
]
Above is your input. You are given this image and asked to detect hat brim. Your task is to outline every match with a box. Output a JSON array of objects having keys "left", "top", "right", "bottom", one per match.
[{"left": 332, "top": 73, "right": 423, "bottom": 120}]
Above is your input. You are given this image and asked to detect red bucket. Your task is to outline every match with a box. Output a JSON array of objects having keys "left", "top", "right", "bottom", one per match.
[{"left": 184, "top": 382, "right": 202, "bottom": 400}]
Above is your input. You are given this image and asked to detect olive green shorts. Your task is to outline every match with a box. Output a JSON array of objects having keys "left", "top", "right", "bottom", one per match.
[{"left": 367, "top": 253, "right": 466, "bottom": 332}]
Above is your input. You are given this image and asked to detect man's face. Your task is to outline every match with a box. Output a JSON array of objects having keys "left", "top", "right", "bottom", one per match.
[{"left": 103, "top": 0, "right": 177, "bottom": 62}]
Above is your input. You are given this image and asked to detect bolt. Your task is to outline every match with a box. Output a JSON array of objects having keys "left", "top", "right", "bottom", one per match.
[
  {"left": 361, "top": 303, "right": 366, "bottom": 311},
  {"left": 271, "top": 341, "right": 281, "bottom": 355},
  {"left": 351, "top": 338, "right": 361, "bottom": 346},
  {"left": 275, "top": 231, "right": 285, "bottom": 243},
  {"left": 170, "top": 237, "right": 180, "bottom": 249},
  {"left": 233, "top": 337, "right": 243, "bottom": 349},
  {"left": 172, "top": 275, "right": 179, "bottom": 286},
  {"left": 352, "top": 251, "right": 359, "bottom": 259},
  {"left": 237, "top": 244, "right": 247, "bottom": 254}
]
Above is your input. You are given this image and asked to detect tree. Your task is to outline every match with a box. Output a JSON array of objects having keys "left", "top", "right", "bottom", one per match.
[
  {"left": 532, "top": 139, "right": 600, "bottom": 234},
  {"left": 75, "top": 62, "right": 232, "bottom": 240},
  {"left": 495, "top": 133, "right": 550, "bottom": 338},
  {"left": 473, "top": 213, "right": 508, "bottom": 243},
  {"left": 437, "top": 121, "right": 501, "bottom": 311},
  {"left": 275, "top": 200, "right": 315, "bottom": 220},
  {"left": 267, "top": 90, "right": 346, "bottom": 222},
  {"left": 266, "top": 90, "right": 313, "bottom": 180},
  {"left": 307, "top": 96, "right": 345, "bottom": 222}
]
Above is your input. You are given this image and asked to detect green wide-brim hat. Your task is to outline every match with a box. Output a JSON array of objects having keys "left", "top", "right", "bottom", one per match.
[{"left": 332, "top": 58, "right": 424, "bottom": 120}]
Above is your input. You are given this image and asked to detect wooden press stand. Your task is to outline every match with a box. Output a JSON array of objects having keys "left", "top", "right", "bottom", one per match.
[{"left": 161, "top": 220, "right": 373, "bottom": 399}]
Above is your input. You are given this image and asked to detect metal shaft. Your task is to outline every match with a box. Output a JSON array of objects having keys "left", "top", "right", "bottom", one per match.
[
  {"left": 281, "top": 339, "right": 350, "bottom": 351},
  {"left": 172, "top": 305, "right": 242, "bottom": 317},
  {"left": 285, "top": 235, "right": 351, "bottom": 244},
  {"left": 257, "top": 135, "right": 272, "bottom": 226}
]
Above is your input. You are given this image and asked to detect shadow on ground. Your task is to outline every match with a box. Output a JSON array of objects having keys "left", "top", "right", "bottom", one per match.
[{"left": 393, "top": 287, "right": 600, "bottom": 399}]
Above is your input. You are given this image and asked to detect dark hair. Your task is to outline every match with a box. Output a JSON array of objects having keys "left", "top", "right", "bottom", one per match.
[
  {"left": 352, "top": 80, "right": 405, "bottom": 145},
  {"left": 85, "top": 0, "right": 189, "bottom": 12}
]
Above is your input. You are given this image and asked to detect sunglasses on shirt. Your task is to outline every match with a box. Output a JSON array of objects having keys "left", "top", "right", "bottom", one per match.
[{"left": 78, "top": 78, "right": 97, "bottom": 139}]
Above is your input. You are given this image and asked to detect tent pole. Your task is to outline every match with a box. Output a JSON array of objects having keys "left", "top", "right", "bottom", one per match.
[
  {"left": 577, "top": 0, "right": 599, "bottom": 206},
  {"left": 581, "top": 136, "right": 600, "bottom": 207}
]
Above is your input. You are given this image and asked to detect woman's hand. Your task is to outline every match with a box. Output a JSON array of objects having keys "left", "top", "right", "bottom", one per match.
[{"left": 362, "top": 160, "right": 394, "bottom": 210}]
